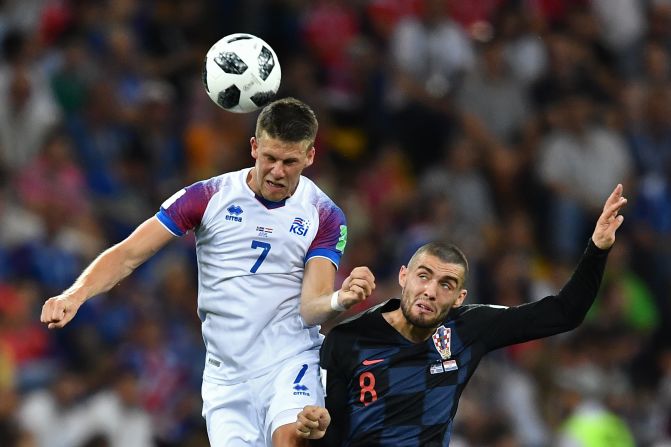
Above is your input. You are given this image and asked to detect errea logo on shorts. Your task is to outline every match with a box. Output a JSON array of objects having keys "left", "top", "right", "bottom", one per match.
[{"left": 293, "top": 364, "right": 311, "bottom": 396}]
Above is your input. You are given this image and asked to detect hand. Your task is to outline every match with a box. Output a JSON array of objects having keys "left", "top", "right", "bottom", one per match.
[
  {"left": 296, "top": 405, "right": 330, "bottom": 440},
  {"left": 591, "top": 184, "right": 627, "bottom": 250},
  {"left": 338, "top": 266, "right": 376, "bottom": 310},
  {"left": 40, "top": 294, "right": 84, "bottom": 329}
]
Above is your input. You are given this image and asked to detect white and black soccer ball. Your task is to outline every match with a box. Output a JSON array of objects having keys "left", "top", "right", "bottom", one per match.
[{"left": 202, "top": 33, "right": 281, "bottom": 113}]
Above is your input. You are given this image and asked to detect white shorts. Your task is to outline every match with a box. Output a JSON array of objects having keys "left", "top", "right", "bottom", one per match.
[{"left": 201, "top": 350, "right": 324, "bottom": 447}]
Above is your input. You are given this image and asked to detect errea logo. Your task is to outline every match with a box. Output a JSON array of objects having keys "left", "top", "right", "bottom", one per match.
[
  {"left": 293, "top": 364, "right": 311, "bottom": 396},
  {"left": 226, "top": 204, "right": 243, "bottom": 222}
]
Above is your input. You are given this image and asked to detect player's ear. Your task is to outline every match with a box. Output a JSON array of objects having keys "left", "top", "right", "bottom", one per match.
[
  {"left": 454, "top": 289, "right": 468, "bottom": 308},
  {"left": 250, "top": 137, "right": 258, "bottom": 159},
  {"left": 398, "top": 265, "right": 408, "bottom": 288},
  {"left": 305, "top": 146, "right": 315, "bottom": 167}
]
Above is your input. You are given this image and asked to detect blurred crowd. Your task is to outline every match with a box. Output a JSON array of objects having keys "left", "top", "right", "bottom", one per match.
[{"left": 1, "top": 0, "right": 671, "bottom": 446}]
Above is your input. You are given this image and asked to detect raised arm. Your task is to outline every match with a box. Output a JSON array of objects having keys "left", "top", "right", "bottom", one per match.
[
  {"left": 299, "top": 258, "right": 375, "bottom": 326},
  {"left": 40, "top": 217, "right": 175, "bottom": 329},
  {"left": 482, "top": 184, "right": 627, "bottom": 349}
]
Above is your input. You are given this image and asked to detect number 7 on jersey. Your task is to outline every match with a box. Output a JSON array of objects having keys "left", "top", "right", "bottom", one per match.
[{"left": 250, "top": 240, "right": 271, "bottom": 273}]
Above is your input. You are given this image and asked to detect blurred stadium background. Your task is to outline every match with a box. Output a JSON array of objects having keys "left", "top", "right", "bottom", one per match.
[{"left": 1, "top": 0, "right": 671, "bottom": 446}]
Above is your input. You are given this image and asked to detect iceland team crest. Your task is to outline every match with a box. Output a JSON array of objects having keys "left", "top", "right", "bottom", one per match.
[
  {"left": 289, "top": 217, "right": 309, "bottom": 236},
  {"left": 432, "top": 325, "right": 451, "bottom": 359}
]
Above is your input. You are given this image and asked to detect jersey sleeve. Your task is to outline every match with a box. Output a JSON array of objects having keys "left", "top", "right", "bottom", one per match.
[
  {"left": 155, "top": 180, "right": 219, "bottom": 236},
  {"left": 306, "top": 200, "right": 347, "bottom": 268},
  {"left": 480, "top": 239, "right": 610, "bottom": 351}
]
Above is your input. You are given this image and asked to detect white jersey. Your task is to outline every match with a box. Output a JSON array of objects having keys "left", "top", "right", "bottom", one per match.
[{"left": 156, "top": 168, "right": 347, "bottom": 384}]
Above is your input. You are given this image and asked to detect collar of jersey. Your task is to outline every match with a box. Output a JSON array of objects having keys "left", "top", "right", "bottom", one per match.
[{"left": 254, "top": 193, "right": 287, "bottom": 209}]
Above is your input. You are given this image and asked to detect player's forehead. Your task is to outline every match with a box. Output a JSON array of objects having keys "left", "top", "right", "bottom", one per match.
[
  {"left": 257, "top": 133, "right": 310, "bottom": 157},
  {"left": 411, "top": 253, "right": 465, "bottom": 282}
]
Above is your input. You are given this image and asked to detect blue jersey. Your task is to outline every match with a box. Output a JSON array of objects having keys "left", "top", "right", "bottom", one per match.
[{"left": 319, "top": 241, "right": 609, "bottom": 446}]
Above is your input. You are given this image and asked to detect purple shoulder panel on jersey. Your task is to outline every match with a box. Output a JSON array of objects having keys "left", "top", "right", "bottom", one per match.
[
  {"left": 155, "top": 178, "right": 222, "bottom": 236},
  {"left": 305, "top": 196, "right": 347, "bottom": 268}
]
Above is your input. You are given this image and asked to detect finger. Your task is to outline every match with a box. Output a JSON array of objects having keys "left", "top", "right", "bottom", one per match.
[
  {"left": 606, "top": 183, "right": 623, "bottom": 205},
  {"left": 318, "top": 412, "right": 331, "bottom": 430},
  {"left": 50, "top": 303, "right": 66, "bottom": 324},
  {"left": 297, "top": 412, "right": 319, "bottom": 427},
  {"left": 351, "top": 266, "right": 369, "bottom": 276},
  {"left": 606, "top": 196, "right": 627, "bottom": 214},
  {"left": 360, "top": 270, "right": 375, "bottom": 283},
  {"left": 40, "top": 302, "right": 51, "bottom": 323},
  {"left": 351, "top": 266, "right": 375, "bottom": 282},
  {"left": 348, "top": 284, "right": 367, "bottom": 299},
  {"left": 52, "top": 310, "right": 76, "bottom": 329},
  {"left": 348, "top": 279, "right": 373, "bottom": 296},
  {"left": 600, "top": 198, "right": 627, "bottom": 224},
  {"left": 300, "top": 417, "right": 319, "bottom": 429},
  {"left": 41, "top": 299, "right": 60, "bottom": 323},
  {"left": 295, "top": 425, "right": 311, "bottom": 438},
  {"left": 48, "top": 321, "right": 64, "bottom": 330}
]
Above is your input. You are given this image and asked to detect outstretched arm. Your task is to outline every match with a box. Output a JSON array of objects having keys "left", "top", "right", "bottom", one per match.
[
  {"left": 300, "top": 258, "right": 375, "bottom": 326},
  {"left": 482, "top": 184, "right": 627, "bottom": 349},
  {"left": 40, "top": 217, "right": 175, "bottom": 329}
]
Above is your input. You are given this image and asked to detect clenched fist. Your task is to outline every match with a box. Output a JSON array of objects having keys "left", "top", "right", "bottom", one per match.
[
  {"left": 296, "top": 405, "right": 330, "bottom": 440},
  {"left": 40, "top": 294, "right": 84, "bottom": 329}
]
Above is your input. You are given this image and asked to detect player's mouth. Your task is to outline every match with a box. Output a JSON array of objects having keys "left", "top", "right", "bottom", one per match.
[
  {"left": 265, "top": 179, "right": 285, "bottom": 191},
  {"left": 415, "top": 301, "right": 434, "bottom": 314}
]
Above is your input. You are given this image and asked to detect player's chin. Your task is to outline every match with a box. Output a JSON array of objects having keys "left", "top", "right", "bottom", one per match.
[
  {"left": 408, "top": 312, "right": 441, "bottom": 329},
  {"left": 263, "top": 182, "right": 287, "bottom": 200}
]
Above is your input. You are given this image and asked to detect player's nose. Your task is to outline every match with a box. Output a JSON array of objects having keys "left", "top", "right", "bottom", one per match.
[
  {"left": 270, "top": 162, "right": 285, "bottom": 178},
  {"left": 423, "top": 281, "right": 438, "bottom": 299}
]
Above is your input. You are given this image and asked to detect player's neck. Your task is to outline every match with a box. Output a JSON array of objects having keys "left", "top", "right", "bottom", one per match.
[{"left": 383, "top": 310, "right": 434, "bottom": 343}]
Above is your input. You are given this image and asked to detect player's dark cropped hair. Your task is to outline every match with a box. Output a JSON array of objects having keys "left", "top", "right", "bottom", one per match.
[
  {"left": 408, "top": 242, "right": 469, "bottom": 286},
  {"left": 255, "top": 97, "right": 318, "bottom": 148}
]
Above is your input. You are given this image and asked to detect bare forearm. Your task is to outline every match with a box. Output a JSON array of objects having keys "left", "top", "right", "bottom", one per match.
[
  {"left": 63, "top": 243, "right": 143, "bottom": 304},
  {"left": 301, "top": 292, "right": 341, "bottom": 326},
  {"left": 42, "top": 217, "right": 173, "bottom": 329},
  {"left": 300, "top": 263, "right": 375, "bottom": 326}
]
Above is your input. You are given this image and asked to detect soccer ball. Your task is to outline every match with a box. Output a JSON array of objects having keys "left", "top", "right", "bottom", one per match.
[{"left": 202, "top": 33, "right": 281, "bottom": 113}]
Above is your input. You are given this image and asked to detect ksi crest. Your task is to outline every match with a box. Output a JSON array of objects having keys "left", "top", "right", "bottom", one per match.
[{"left": 432, "top": 325, "right": 451, "bottom": 359}]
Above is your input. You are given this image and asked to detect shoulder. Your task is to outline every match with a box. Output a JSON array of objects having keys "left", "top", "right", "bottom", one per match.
[
  {"left": 299, "top": 176, "right": 346, "bottom": 222},
  {"left": 300, "top": 176, "right": 340, "bottom": 207},
  {"left": 184, "top": 171, "right": 236, "bottom": 195},
  {"left": 157, "top": 171, "right": 242, "bottom": 234}
]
